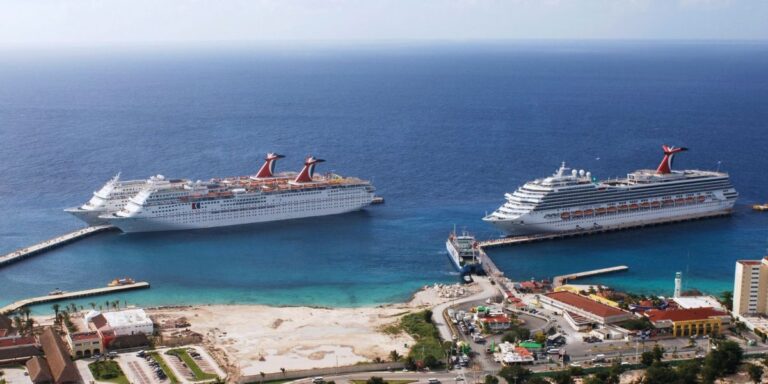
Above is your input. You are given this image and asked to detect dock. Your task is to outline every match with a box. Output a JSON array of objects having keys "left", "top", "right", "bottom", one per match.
[
  {"left": 0, "top": 225, "right": 116, "bottom": 268},
  {"left": 553, "top": 266, "right": 629, "bottom": 287},
  {"left": 478, "top": 210, "right": 731, "bottom": 249},
  {"left": 0, "top": 282, "right": 150, "bottom": 314}
]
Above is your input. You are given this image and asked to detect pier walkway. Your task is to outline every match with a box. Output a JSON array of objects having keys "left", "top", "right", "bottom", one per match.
[
  {"left": 0, "top": 282, "right": 150, "bottom": 314},
  {"left": 553, "top": 266, "right": 629, "bottom": 287},
  {"left": 0, "top": 225, "right": 115, "bottom": 268}
]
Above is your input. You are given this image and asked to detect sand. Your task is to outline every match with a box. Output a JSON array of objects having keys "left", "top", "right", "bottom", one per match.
[{"left": 147, "top": 282, "right": 480, "bottom": 379}]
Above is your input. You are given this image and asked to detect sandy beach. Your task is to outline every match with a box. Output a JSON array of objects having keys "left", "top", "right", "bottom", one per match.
[{"left": 147, "top": 283, "right": 480, "bottom": 379}]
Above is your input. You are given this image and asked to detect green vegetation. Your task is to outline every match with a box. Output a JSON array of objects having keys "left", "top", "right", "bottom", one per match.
[
  {"left": 616, "top": 317, "right": 652, "bottom": 331},
  {"left": 747, "top": 363, "right": 764, "bottom": 384},
  {"left": 166, "top": 348, "right": 218, "bottom": 381},
  {"left": 499, "top": 365, "right": 532, "bottom": 383},
  {"left": 500, "top": 323, "right": 531, "bottom": 343},
  {"left": 701, "top": 340, "right": 743, "bottom": 382},
  {"left": 149, "top": 351, "right": 180, "bottom": 384},
  {"left": 483, "top": 375, "right": 498, "bottom": 384},
  {"left": 88, "top": 361, "right": 129, "bottom": 384},
  {"left": 398, "top": 310, "right": 445, "bottom": 368}
]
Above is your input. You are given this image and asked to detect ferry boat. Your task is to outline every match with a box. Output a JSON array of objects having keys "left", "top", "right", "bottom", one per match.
[
  {"left": 484, "top": 145, "right": 738, "bottom": 236},
  {"left": 100, "top": 154, "right": 376, "bottom": 233},
  {"left": 753, "top": 203, "right": 768, "bottom": 212},
  {"left": 65, "top": 173, "right": 158, "bottom": 226},
  {"left": 446, "top": 229, "right": 483, "bottom": 275}
]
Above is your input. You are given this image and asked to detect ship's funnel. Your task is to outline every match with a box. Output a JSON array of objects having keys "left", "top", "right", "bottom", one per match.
[
  {"left": 255, "top": 153, "right": 285, "bottom": 179},
  {"left": 294, "top": 156, "right": 326, "bottom": 183},
  {"left": 656, "top": 145, "right": 688, "bottom": 174}
]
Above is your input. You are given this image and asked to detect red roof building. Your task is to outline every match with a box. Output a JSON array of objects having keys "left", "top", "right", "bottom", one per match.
[
  {"left": 645, "top": 307, "right": 729, "bottom": 337},
  {"left": 541, "top": 291, "right": 633, "bottom": 326}
]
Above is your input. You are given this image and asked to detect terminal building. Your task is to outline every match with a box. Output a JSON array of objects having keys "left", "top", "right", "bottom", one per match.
[
  {"left": 645, "top": 307, "right": 729, "bottom": 337},
  {"left": 539, "top": 291, "right": 634, "bottom": 329}
]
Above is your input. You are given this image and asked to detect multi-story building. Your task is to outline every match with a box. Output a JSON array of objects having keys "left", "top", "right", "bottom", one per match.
[{"left": 733, "top": 258, "right": 768, "bottom": 316}]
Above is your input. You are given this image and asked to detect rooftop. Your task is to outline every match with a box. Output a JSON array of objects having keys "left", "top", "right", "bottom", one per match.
[
  {"left": 480, "top": 315, "right": 511, "bottom": 324},
  {"left": 100, "top": 308, "right": 152, "bottom": 328},
  {"left": 671, "top": 296, "right": 725, "bottom": 311},
  {"left": 738, "top": 260, "right": 762, "bottom": 266},
  {"left": 646, "top": 307, "right": 728, "bottom": 323},
  {"left": 70, "top": 331, "right": 100, "bottom": 341},
  {"left": 546, "top": 291, "right": 628, "bottom": 319},
  {"left": 0, "top": 336, "right": 37, "bottom": 348}
]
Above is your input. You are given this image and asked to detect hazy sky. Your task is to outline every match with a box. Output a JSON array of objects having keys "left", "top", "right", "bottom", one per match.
[{"left": 1, "top": 0, "right": 766, "bottom": 46}]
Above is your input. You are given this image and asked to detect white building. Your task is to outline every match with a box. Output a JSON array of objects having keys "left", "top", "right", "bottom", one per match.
[{"left": 87, "top": 308, "right": 154, "bottom": 336}]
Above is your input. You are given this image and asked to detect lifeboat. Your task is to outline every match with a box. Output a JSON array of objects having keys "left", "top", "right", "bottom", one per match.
[
  {"left": 560, "top": 212, "right": 571, "bottom": 220},
  {"left": 607, "top": 207, "right": 618, "bottom": 214},
  {"left": 584, "top": 209, "right": 594, "bottom": 216},
  {"left": 675, "top": 198, "right": 685, "bottom": 204},
  {"left": 629, "top": 204, "right": 639, "bottom": 210},
  {"left": 651, "top": 201, "right": 661, "bottom": 208},
  {"left": 572, "top": 211, "right": 583, "bottom": 217},
  {"left": 662, "top": 199, "right": 674, "bottom": 206},
  {"left": 596, "top": 208, "right": 606, "bottom": 215},
  {"left": 640, "top": 202, "right": 650, "bottom": 209},
  {"left": 686, "top": 197, "right": 695, "bottom": 204},
  {"left": 618, "top": 205, "right": 629, "bottom": 211},
  {"left": 698, "top": 196, "right": 706, "bottom": 202}
]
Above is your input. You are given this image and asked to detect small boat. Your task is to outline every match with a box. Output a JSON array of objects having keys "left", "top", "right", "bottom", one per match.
[
  {"left": 662, "top": 199, "right": 674, "bottom": 206},
  {"left": 606, "top": 207, "right": 618, "bottom": 213},
  {"left": 618, "top": 205, "right": 628, "bottom": 211},
  {"left": 49, "top": 289, "right": 65, "bottom": 296},
  {"left": 675, "top": 198, "right": 685, "bottom": 204},
  {"left": 108, "top": 277, "right": 136, "bottom": 287},
  {"left": 754, "top": 204, "right": 768, "bottom": 212},
  {"left": 371, "top": 196, "right": 385, "bottom": 205},
  {"left": 595, "top": 208, "right": 606, "bottom": 215},
  {"left": 651, "top": 201, "right": 661, "bottom": 208},
  {"left": 685, "top": 197, "right": 695, "bottom": 203},
  {"left": 640, "top": 202, "right": 650, "bottom": 209},
  {"left": 560, "top": 212, "right": 571, "bottom": 220},
  {"left": 698, "top": 196, "right": 706, "bottom": 203},
  {"left": 572, "top": 211, "right": 583, "bottom": 217},
  {"left": 629, "top": 204, "right": 639, "bottom": 210},
  {"left": 584, "top": 209, "right": 594, "bottom": 216}
]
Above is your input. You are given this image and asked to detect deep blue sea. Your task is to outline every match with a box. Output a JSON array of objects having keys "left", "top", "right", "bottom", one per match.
[{"left": 1, "top": 41, "right": 767, "bottom": 313}]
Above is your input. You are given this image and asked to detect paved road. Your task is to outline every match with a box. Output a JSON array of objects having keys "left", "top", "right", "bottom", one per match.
[{"left": 432, "top": 276, "right": 499, "bottom": 342}]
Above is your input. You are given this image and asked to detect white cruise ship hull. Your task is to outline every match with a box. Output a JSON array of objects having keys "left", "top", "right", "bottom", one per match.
[
  {"left": 487, "top": 197, "right": 735, "bottom": 236},
  {"left": 64, "top": 207, "right": 111, "bottom": 226},
  {"left": 106, "top": 186, "right": 375, "bottom": 233}
]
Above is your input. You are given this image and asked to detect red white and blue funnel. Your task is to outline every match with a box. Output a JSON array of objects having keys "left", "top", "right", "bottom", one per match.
[
  {"left": 254, "top": 153, "right": 285, "bottom": 179},
  {"left": 294, "top": 156, "right": 325, "bottom": 183},
  {"left": 656, "top": 145, "right": 688, "bottom": 174}
]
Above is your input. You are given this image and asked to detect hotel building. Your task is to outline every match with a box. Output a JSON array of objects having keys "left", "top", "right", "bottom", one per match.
[{"left": 733, "top": 258, "right": 768, "bottom": 316}]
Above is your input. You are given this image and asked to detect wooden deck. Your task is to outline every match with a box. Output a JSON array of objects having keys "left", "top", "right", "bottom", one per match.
[{"left": 553, "top": 266, "right": 629, "bottom": 287}]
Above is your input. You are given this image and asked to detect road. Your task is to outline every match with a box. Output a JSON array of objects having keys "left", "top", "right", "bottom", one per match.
[{"left": 432, "top": 276, "right": 499, "bottom": 342}]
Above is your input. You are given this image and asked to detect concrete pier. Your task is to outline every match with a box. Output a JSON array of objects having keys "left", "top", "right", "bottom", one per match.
[
  {"left": 478, "top": 210, "right": 731, "bottom": 249},
  {"left": 0, "top": 282, "right": 150, "bottom": 314},
  {"left": 553, "top": 266, "right": 629, "bottom": 287},
  {"left": 0, "top": 225, "right": 116, "bottom": 268}
]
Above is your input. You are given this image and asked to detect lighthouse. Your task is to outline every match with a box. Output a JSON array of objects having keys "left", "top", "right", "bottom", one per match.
[{"left": 674, "top": 272, "right": 682, "bottom": 298}]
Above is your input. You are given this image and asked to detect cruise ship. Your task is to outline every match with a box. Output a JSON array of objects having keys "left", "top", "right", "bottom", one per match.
[
  {"left": 483, "top": 146, "right": 738, "bottom": 236},
  {"left": 65, "top": 174, "right": 156, "bottom": 226},
  {"left": 100, "top": 154, "right": 376, "bottom": 233}
]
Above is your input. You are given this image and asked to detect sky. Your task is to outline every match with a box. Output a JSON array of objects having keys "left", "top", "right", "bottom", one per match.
[{"left": 0, "top": 0, "right": 766, "bottom": 46}]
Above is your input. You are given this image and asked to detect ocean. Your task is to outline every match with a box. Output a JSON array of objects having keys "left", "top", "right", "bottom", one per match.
[{"left": 1, "top": 41, "right": 767, "bottom": 312}]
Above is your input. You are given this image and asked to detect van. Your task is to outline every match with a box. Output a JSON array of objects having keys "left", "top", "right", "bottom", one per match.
[
  {"left": 312, "top": 377, "right": 324, "bottom": 384},
  {"left": 592, "top": 354, "right": 605, "bottom": 362},
  {"left": 428, "top": 379, "right": 440, "bottom": 384},
  {"left": 546, "top": 348, "right": 560, "bottom": 355}
]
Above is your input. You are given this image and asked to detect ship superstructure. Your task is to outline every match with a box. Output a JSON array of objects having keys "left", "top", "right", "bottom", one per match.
[
  {"left": 65, "top": 174, "right": 157, "bottom": 226},
  {"left": 101, "top": 154, "right": 376, "bottom": 233},
  {"left": 484, "top": 146, "right": 738, "bottom": 236},
  {"left": 446, "top": 229, "right": 483, "bottom": 275}
]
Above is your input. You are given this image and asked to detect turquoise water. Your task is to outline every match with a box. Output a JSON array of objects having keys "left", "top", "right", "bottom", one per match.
[{"left": 1, "top": 42, "right": 768, "bottom": 313}]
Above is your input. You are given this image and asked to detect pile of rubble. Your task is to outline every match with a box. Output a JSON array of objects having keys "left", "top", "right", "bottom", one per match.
[{"left": 432, "top": 283, "right": 469, "bottom": 298}]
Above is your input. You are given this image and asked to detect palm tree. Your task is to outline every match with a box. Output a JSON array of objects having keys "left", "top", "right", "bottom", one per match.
[
  {"left": 20, "top": 307, "right": 31, "bottom": 322},
  {"left": 52, "top": 304, "right": 60, "bottom": 319},
  {"left": 89, "top": 302, "right": 97, "bottom": 310},
  {"left": 105, "top": 301, "right": 110, "bottom": 311},
  {"left": 12, "top": 316, "right": 22, "bottom": 332}
]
